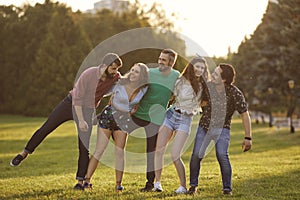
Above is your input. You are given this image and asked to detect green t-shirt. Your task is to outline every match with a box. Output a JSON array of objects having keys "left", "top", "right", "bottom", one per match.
[{"left": 133, "top": 68, "right": 180, "bottom": 125}]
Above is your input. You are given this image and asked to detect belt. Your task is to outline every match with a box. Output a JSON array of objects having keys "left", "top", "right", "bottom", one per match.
[{"left": 174, "top": 108, "right": 182, "bottom": 114}]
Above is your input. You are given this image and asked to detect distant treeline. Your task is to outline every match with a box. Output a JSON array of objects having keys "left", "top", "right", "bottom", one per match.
[
  {"left": 228, "top": 0, "right": 300, "bottom": 112},
  {"left": 0, "top": 0, "right": 187, "bottom": 116},
  {"left": 1, "top": 0, "right": 299, "bottom": 116}
]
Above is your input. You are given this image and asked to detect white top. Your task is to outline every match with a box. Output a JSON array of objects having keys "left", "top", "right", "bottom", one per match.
[
  {"left": 172, "top": 76, "right": 202, "bottom": 115},
  {"left": 112, "top": 84, "right": 148, "bottom": 112}
]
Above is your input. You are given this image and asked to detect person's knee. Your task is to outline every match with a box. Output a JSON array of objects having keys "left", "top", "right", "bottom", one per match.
[
  {"left": 147, "top": 141, "right": 157, "bottom": 152},
  {"left": 114, "top": 148, "right": 124, "bottom": 159},
  {"left": 216, "top": 152, "right": 228, "bottom": 162},
  {"left": 171, "top": 152, "right": 181, "bottom": 162},
  {"left": 155, "top": 145, "right": 165, "bottom": 155},
  {"left": 172, "top": 159, "right": 182, "bottom": 166},
  {"left": 92, "top": 151, "right": 103, "bottom": 160},
  {"left": 79, "top": 145, "right": 89, "bottom": 155},
  {"left": 191, "top": 150, "right": 198, "bottom": 158}
]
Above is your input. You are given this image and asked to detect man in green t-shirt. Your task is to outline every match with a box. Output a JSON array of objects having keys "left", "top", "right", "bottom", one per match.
[{"left": 131, "top": 49, "right": 180, "bottom": 191}]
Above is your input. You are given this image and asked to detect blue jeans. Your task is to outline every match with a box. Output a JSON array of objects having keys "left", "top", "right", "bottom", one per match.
[{"left": 189, "top": 126, "right": 232, "bottom": 192}]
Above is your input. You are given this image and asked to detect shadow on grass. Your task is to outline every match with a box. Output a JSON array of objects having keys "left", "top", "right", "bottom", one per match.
[
  {"left": 0, "top": 123, "right": 43, "bottom": 131},
  {"left": 1, "top": 188, "right": 91, "bottom": 200},
  {"left": 187, "top": 169, "right": 300, "bottom": 199},
  {"left": 229, "top": 123, "right": 300, "bottom": 155},
  {"left": 0, "top": 135, "right": 78, "bottom": 179},
  {"left": 234, "top": 169, "right": 300, "bottom": 199},
  {"left": 1, "top": 166, "right": 300, "bottom": 199}
]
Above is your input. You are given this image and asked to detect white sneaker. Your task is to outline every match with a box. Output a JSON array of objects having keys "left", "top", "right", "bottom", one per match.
[
  {"left": 153, "top": 182, "right": 163, "bottom": 192},
  {"left": 175, "top": 186, "right": 187, "bottom": 194}
]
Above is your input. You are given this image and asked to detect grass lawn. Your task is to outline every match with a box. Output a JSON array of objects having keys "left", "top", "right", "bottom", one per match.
[{"left": 0, "top": 114, "right": 299, "bottom": 199}]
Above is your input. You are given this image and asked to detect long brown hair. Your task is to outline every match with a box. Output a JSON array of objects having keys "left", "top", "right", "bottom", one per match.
[{"left": 181, "top": 57, "right": 209, "bottom": 95}]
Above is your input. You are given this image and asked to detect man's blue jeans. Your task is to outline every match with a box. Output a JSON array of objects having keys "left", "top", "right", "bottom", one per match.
[{"left": 189, "top": 126, "right": 232, "bottom": 192}]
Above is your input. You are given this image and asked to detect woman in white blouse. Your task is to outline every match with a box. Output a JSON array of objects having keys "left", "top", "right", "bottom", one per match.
[
  {"left": 153, "top": 57, "right": 210, "bottom": 193},
  {"left": 83, "top": 63, "right": 149, "bottom": 191}
]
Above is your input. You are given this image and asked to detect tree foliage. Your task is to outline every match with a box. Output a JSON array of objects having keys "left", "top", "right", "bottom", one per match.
[
  {"left": 230, "top": 0, "right": 300, "bottom": 109},
  {"left": 0, "top": 0, "right": 186, "bottom": 116}
]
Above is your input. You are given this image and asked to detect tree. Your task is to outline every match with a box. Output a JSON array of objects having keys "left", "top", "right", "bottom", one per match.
[
  {"left": 0, "top": 5, "right": 26, "bottom": 113},
  {"left": 231, "top": 0, "right": 300, "bottom": 107},
  {"left": 24, "top": 5, "right": 91, "bottom": 116},
  {"left": 0, "top": 0, "right": 186, "bottom": 116}
]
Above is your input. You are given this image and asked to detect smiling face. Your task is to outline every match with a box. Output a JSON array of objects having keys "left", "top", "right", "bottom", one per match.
[
  {"left": 193, "top": 62, "right": 206, "bottom": 77},
  {"left": 129, "top": 64, "right": 141, "bottom": 82},
  {"left": 158, "top": 53, "right": 172, "bottom": 72}
]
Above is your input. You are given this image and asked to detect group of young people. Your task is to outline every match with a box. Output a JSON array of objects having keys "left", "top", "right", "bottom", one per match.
[{"left": 10, "top": 48, "right": 252, "bottom": 195}]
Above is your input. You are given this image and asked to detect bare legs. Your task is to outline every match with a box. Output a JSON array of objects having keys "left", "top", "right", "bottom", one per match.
[
  {"left": 154, "top": 126, "right": 189, "bottom": 189},
  {"left": 154, "top": 126, "right": 173, "bottom": 184},
  {"left": 171, "top": 131, "right": 189, "bottom": 188},
  {"left": 85, "top": 127, "right": 128, "bottom": 189},
  {"left": 113, "top": 131, "right": 128, "bottom": 187},
  {"left": 85, "top": 128, "right": 111, "bottom": 183}
]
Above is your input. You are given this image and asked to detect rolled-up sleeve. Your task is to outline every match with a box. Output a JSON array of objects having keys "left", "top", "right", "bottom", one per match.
[{"left": 235, "top": 89, "right": 248, "bottom": 114}]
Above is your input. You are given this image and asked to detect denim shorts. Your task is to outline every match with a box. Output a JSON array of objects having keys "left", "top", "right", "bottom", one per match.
[{"left": 162, "top": 107, "right": 193, "bottom": 134}]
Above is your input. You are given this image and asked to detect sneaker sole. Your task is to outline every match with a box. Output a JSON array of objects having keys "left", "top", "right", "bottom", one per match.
[{"left": 10, "top": 160, "right": 20, "bottom": 167}]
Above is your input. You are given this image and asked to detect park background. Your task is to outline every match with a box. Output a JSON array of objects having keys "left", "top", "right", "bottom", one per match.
[
  {"left": 0, "top": 0, "right": 300, "bottom": 117},
  {"left": 0, "top": 0, "right": 300, "bottom": 199}
]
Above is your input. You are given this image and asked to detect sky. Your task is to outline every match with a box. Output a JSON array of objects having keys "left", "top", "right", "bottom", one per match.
[{"left": 1, "top": 0, "right": 269, "bottom": 57}]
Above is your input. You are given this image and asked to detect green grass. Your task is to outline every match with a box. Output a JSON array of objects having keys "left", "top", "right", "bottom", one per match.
[{"left": 0, "top": 114, "right": 299, "bottom": 199}]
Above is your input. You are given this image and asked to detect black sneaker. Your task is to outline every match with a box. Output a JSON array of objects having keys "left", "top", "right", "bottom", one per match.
[
  {"left": 73, "top": 183, "right": 84, "bottom": 190},
  {"left": 223, "top": 190, "right": 232, "bottom": 195},
  {"left": 83, "top": 182, "right": 92, "bottom": 189},
  {"left": 188, "top": 186, "right": 197, "bottom": 195},
  {"left": 116, "top": 185, "right": 124, "bottom": 192},
  {"left": 10, "top": 154, "right": 27, "bottom": 166},
  {"left": 140, "top": 182, "right": 154, "bottom": 192}
]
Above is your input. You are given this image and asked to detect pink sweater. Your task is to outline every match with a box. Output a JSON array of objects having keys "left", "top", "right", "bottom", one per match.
[{"left": 70, "top": 66, "right": 119, "bottom": 108}]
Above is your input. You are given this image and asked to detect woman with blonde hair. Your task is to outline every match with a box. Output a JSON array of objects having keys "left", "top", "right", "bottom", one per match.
[{"left": 83, "top": 63, "right": 149, "bottom": 191}]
